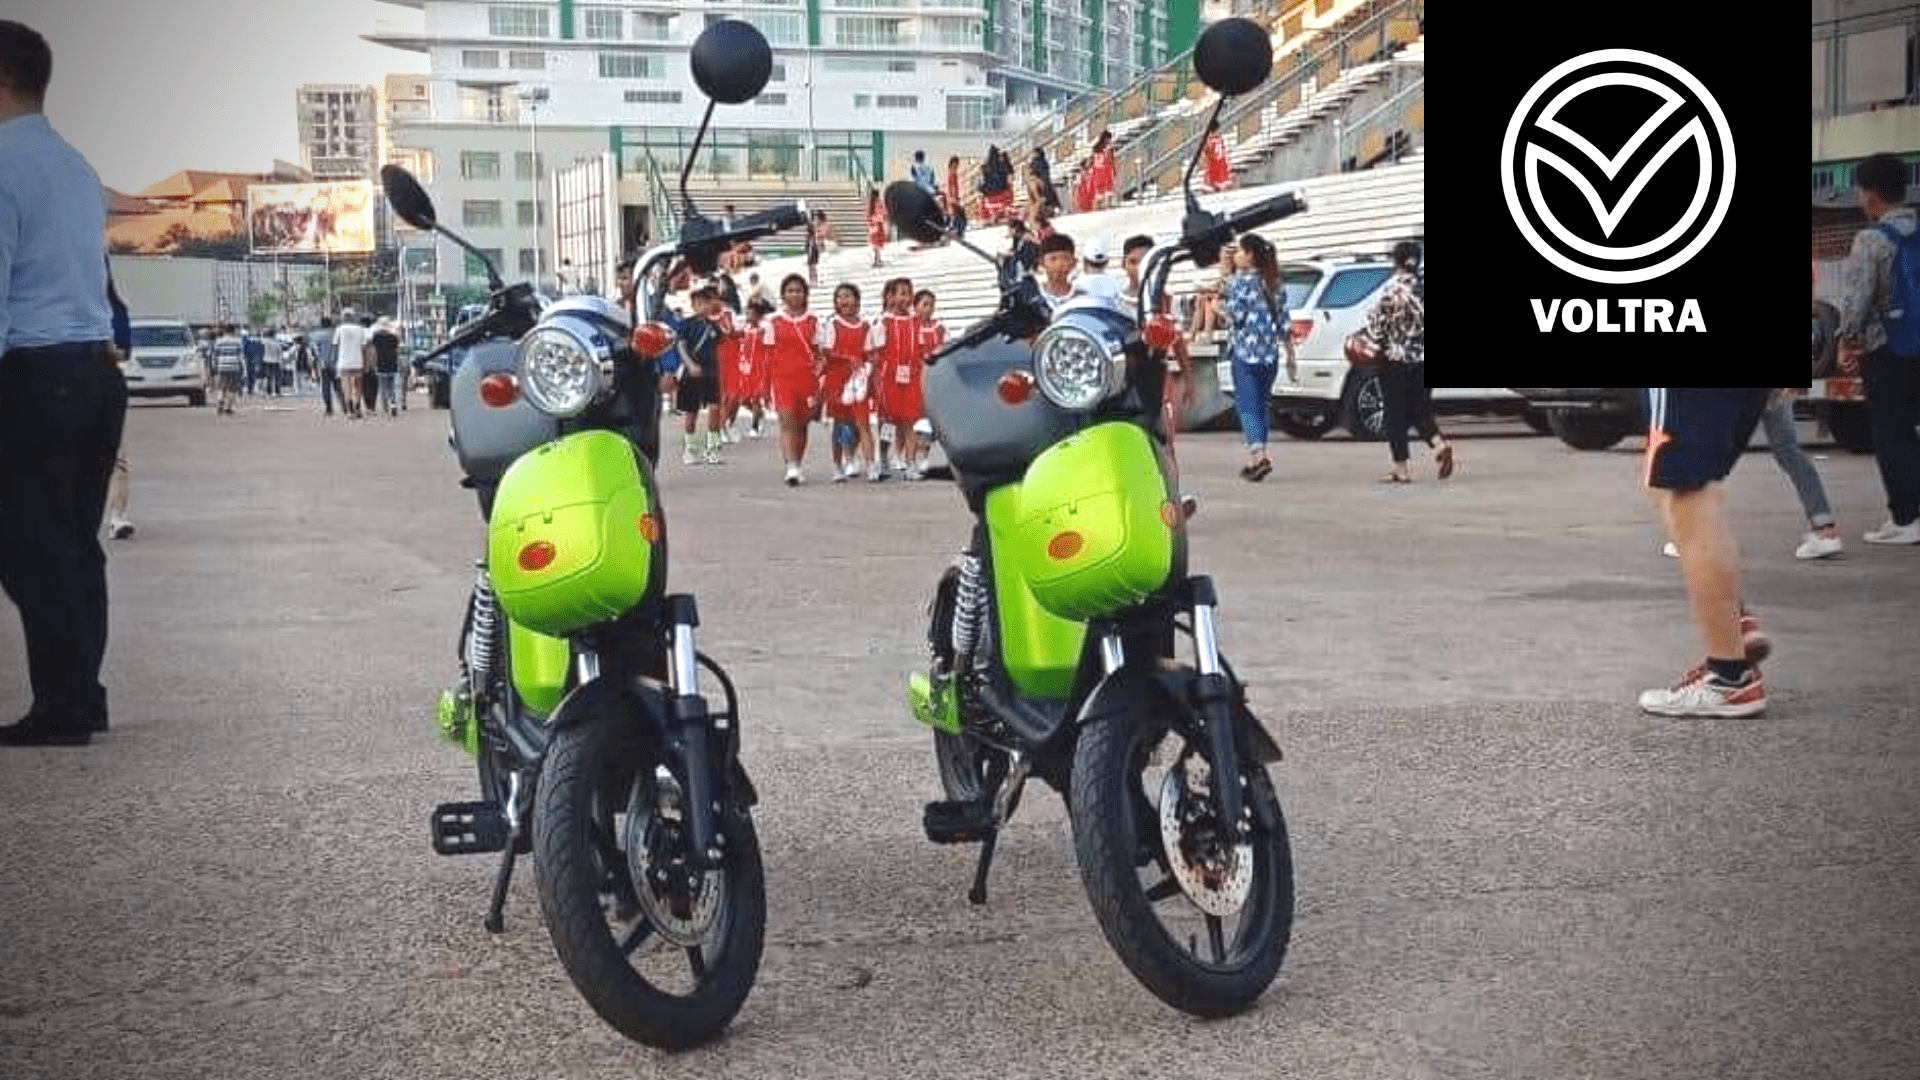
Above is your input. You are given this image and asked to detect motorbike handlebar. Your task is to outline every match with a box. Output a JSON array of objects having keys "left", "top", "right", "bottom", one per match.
[{"left": 1226, "top": 191, "right": 1306, "bottom": 234}]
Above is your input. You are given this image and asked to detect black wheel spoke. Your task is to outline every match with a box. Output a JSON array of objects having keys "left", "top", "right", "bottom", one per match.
[
  {"left": 1144, "top": 875, "right": 1182, "bottom": 903},
  {"left": 1206, "top": 915, "right": 1226, "bottom": 964},
  {"left": 686, "top": 946, "right": 707, "bottom": 978},
  {"left": 618, "top": 921, "right": 654, "bottom": 956}
]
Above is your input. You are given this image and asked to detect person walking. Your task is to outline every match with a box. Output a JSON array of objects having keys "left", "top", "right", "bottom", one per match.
[
  {"left": 866, "top": 187, "right": 888, "bottom": 269},
  {"left": 210, "top": 323, "right": 244, "bottom": 414},
  {"left": 1835, "top": 151, "right": 1920, "bottom": 546},
  {"left": 1086, "top": 129, "right": 1117, "bottom": 210},
  {"left": 332, "top": 308, "right": 367, "bottom": 418},
  {"left": 1637, "top": 388, "right": 1774, "bottom": 718},
  {"left": 1202, "top": 117, "right": 1233, "bottom": 192},
  {"left": 762, "top": 274, "right": 821, "bottom": 486},
  {"left": 1366, "top": 240, "right": 1451, "bottom": 483},
  {"left": 370, "top": 316, "right": 402, "bottom": 416},
  {"left": 241, "top": 324, "right": 263, "bottom": 396},
  {"left": 910, "top": 150, "right": 938, "bottom": 196},
  {"left": 259, "top": 327, "right": 284, "bottom": 397},
  {"left": 1764, "top": 390, "right": 1845, "bottom": 559},
  {"left": 0, "top": 20, "right": 129, "bottom": 745},
  {"left": 1222, "top": 232, "right": 1296, "bottom": 482},
  {"left": 103, "top": 267, "right": 135, "bottom": 540}
]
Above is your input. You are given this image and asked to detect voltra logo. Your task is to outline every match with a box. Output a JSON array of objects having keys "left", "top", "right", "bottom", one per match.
[{"left": 1500, "top": 49, "right": 1737, "bottom": 296}]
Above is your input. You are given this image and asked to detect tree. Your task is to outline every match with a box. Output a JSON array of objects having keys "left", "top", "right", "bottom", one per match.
[
  {"left": 174, "top": 234, "right": 251, "bottom": 261},
  {"left": 247, "top": 292, "right": 282, "bottom": 328}
]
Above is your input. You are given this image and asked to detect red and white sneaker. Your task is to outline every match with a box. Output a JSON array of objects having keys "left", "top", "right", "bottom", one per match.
[{"left": 1637, "top": 665, "right": 1766, "bottom": 718}]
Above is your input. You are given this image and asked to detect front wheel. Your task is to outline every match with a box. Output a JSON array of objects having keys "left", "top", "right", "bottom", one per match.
[
  {"left": 1069, "top": 685, "right": 1293, "bottom": 1017},
  {"left": 533, "top": 711, "right": 765, "bottom": 1050}
]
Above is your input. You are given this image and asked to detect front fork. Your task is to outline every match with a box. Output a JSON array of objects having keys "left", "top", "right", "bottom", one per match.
[
  {"left": 1100, "top": 576, "right": 1248, "bottom": 841},
  {"left": 663, "top": 594, "right": 730, "bottom": 871}
]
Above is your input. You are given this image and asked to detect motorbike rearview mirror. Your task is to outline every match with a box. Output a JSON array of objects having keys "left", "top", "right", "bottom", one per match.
[
  {"left": 381, "top": 165, "right": 437, "bottom": 231},
  {"left": 690, "top": 19, "right": 773, "bottom": 105},
  {"left": 1193, "top": 17, "right": 1273, "bottom": 97},
  {"left": 884, "top": 181, "right": 946, "bottom": 245}
]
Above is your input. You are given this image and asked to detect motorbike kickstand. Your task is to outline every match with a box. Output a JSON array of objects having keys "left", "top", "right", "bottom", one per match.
[
  {"left": 968, "top": 752, "right": 1030, "bottom": 906},
  {"left": 484, "top": 841, "right": 518, "bottom": 933}
]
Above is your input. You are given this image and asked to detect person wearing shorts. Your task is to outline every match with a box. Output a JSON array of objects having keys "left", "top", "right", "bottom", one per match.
[
  {"left": 1638, "top": 387, "right": 1772, "bottom": 718},
  {"left": 665, "top": 287, "right": 724, "bottom": 466}
]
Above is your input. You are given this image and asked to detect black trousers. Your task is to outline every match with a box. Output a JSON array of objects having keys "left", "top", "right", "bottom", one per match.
[
  {"left": 318, "top": 367, "right": 341, "bottom": 413},
  {"left": 0, "top": 343, "right": 127, "bottom": 723},
  {"left": 1378, "top": 361, "right": 1440, "bottom": 464}
]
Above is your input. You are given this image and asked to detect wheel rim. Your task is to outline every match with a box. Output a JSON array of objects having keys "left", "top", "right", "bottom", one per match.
[
  {"left": 936, "top": 727, "right": 1007, "bottom": 802},
  {"left": 1124, "top": 723, "right": 1280, "bottom": 972},
  {"left": 1356, "top": 376, "right": 1385, "bottom": 437},
  {"left": 585, "top": 761, "right": 736, "bottom": 995}
]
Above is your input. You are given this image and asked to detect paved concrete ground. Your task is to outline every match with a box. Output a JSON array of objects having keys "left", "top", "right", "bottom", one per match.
[{"left": 2, "top": 395, "right": 1916, "bottom": 1080}]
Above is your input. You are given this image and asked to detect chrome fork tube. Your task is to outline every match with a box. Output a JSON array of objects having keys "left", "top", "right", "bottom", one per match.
[
  {"left": 576, "top": 649, "right": 601, "bottom": 685},
  {"left": 1100, "top": 632, "right": 1126, "bottom": 675},
  {"left": 1192, "top": 601, "right": 1223, "bottom": 677}
]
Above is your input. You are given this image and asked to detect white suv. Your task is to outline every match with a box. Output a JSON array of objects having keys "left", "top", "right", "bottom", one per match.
[
  {"left": 1217, "top": 255, "right": 1537, "bottom": 440},
  {"left": 122, "top": 317, "right": 206, "bottom": 406}
]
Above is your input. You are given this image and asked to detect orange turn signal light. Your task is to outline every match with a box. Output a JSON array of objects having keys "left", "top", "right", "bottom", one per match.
[
  {"left": 996, "top": 371, "right": 1034, "bottom": 406},
  {"left": 517, "top": 541, "right": 557, "bottom": 572},
  {"left": 1047, "top": 531, "right": 1085, "bottom": 561},
  {"left": 632, "top": 321, "right": 676, "bottom": 358},
  {"left": 636, "top": 514, "right": 660, "bottom": 543},
  {"left": 479, "top": 373, "right": 519, "bottom": 408},
  {"left": 1143, "top": 313, "right": 1180, "bottom": 352}
]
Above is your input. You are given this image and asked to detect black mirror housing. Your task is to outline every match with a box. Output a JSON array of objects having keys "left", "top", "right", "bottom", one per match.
[
  {"left": 1194, "top": 18, "right": 1273, "bottom": 97},
  {"left": 690, "top": 20, "right": 773, "bottom": 105},
  {"left": 884, "top": 181, "right": 946, "bottom": 245},
  {"left": 381, "top": 165, "right": 437, "bottom": 231}
]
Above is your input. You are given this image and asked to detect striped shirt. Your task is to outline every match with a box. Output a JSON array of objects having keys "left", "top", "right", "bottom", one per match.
[{"left": 211, "top": 335, "right": 245, "bottom": 374}]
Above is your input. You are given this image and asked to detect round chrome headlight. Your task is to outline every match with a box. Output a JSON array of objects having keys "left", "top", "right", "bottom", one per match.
[
  {"left": 1033, "top": 312, "right": 1128, "bottom": 411},
  {"left": 516, "top": 314, "right": 616, "bottom": 417}
]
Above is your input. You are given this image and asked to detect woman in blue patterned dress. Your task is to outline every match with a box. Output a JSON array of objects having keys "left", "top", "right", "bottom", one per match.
[{"left": 1223, "top": 232, "right": 1296, "bottom": 481}]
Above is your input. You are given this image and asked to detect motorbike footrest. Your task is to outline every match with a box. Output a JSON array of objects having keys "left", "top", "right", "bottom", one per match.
[
  {"left": 431, "top": 801, "right": 509, "bottom": 856},
  {"left": 923, "top": 799, "right": 996, "bottom": 844}
]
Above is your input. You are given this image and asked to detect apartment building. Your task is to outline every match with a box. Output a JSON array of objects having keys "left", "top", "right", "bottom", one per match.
[
  {"left": 297, "top": 84, "right": 380, "bottom": 180},
  {"left": 366, "top": 0, "right": 1200, "bottom": 286}
]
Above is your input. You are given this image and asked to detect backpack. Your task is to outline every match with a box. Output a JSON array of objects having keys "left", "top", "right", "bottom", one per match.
[{"left": 1873, "top": 222, "right": 1920, "bottom": 357}]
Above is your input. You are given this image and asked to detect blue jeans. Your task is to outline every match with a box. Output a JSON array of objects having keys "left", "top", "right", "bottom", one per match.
[
  {"left": 1760, "top": 399, "right": 1833, "bottom": 528},
  {"left": 1230, "top": 356, "right": 1278, "bottom": 452},
  {"left": 1862, "top": 346, "right": 1920, "bottom": 525}
]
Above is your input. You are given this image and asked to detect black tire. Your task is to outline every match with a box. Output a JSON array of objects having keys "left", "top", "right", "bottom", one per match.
[
  {"left": 1068, "top": 679, "right": 1293, "bottom": 1018},
  {"left": 188, "top": 390, "right": 207, "bottom": 408},
  {"left": 1547, "top": 410, "right": 1634, "bottom": 451},
  {"left": 1520, "top": 407, "right": 1552, "bottom": 435},
  {"left": 1271, "top": 404, "right": 1337, "bottom": 441},
  {"left": 1341, "top": 372, "right": 1386, "bottom": 441},
  {"left": 431, "top": 374, "right": 451, "bottom": 410},
  {"left": 534, "top": 711, "right": 765, "bottom": 1051},
  {"left": 934, "top": 727, "right": 1007, "bottom": 803},
  {"left": 1828, "top": 401, "right": 1874, "bottom": 454}
]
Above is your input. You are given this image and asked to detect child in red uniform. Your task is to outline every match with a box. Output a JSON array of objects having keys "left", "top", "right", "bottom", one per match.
[
  {"left": 815, "top": 283, "right": 877, "bottom": 482},
  {"left": 866, "top": 188, "right": 888, "bottom": 269},
  {"left": 899, "top": 289, "right": 945, "bottom": 479},
  {"left": 1201, "top": 118, "right": 1232, "bottom": 193},
  {"left": 712, "top": 300, "right": 742, "bottom": 446},
  {"left": 867, "top": 277, "right": 916, "bottom": 479},
  {"left": 762, "top": 274, "right": 821, "bottom": 486},
  {"left": 1088, "top": 129, "right": 1116, "bottom": 210},
  {"left": 736, "top": 298, "right": 771, "bottom": 439}
]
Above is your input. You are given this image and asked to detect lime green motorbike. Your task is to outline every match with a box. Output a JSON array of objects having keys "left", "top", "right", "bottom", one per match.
[
  {"left": 396, "top": 20, "right": 807, "bottom": 1050},
  {"left": 895, "top": 18, "right": 1301, "bottom": 1018}
]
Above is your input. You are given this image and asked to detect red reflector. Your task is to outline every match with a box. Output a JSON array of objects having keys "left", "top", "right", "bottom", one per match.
[
  {"left": 1047, "top": 531, "right": 1084, "bottom": 561},
  {"left": 479, "top": 373, "right": 519, "bottom": 408},
  {"left": 1143, "top": 313, "right": 1179, "bottom": 352},
  {"left": 517, "top": 541, "right": 557, "bottom": 572},
  {"left": 1288, "top": 318, "right": 1313, "bottom": 349},
  {"left": 636, "top": 514, "right": 660, "bottom": 543},
  {"left": 632, "top": 321, "right": 675, "bottom": 358},
  {"left": 996, "top": 371, "right": 1033, "bottom": 405}
]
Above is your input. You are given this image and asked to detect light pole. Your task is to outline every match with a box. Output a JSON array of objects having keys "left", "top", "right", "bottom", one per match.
[{"left": 517, "top": 84, "right": 550, "bottom": 288}]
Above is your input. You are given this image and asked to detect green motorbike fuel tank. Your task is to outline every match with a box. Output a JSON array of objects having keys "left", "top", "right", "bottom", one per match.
[
  {"left": 487, "top": 429, "right": 665, "bottom": 639},
  {"left": 1008, "top": 422, "right": 1177, "bottom": 623}
]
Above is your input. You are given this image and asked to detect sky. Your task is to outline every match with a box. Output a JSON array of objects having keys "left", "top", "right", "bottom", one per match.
[{"left": 12, "top": 0, "right": 427, "bottom": 194}]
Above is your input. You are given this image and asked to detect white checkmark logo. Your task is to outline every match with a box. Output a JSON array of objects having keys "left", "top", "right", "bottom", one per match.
[{"left": 1500, "top": 50, "right": 1736, "bottom": 285}]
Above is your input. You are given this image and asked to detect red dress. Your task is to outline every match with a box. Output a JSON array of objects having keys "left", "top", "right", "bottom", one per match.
[
  {"left": 1088, "top": 146, "right": 1116, "bottom": 205},
  {"left": 1203, "top": 132, "right": 1231, "bottom": 191},
  {"left": 713, "top": 309, "right": 741, "bottom": 401},
  {"left": 762, "top": 310, "right": 819, "bottom": 415},
  {"left": 886, "top": 318, "right": 943, "bottom": 427},
  {"left": 867, "top": 205, "right": 888, "bottom": 249},
  {"left": 738, "top": 321, "right": 768, "bottom": 404},
  {"left": 815, "top": 315, "right": 871, "bottom": 423},
  {"left": 869, "top": 312, "right": 916, "bottom": 427}
]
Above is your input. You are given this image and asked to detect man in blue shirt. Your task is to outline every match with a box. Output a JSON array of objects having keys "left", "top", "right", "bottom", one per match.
[{"left": 0, "top": 21, "right": 126, "bottom": 745}]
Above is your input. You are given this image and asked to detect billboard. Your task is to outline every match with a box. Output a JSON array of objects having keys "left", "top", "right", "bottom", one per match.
[{"left": 247, "top": 181, "right": 376, "bottom": 254}]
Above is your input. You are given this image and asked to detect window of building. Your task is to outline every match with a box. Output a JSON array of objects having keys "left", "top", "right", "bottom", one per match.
[
  {"left": 509, "top": 50, "right": 546, "bottom": 70},
  {"left": 467, "top": 249, "right": 505, "bottom": 281},
  {"left": 515, "top": 151, "right": 545, "bottom": 181},
  {"left": 924, "top": 17, "right": 982, "bottom": 47},
  {"left": 489, "top": 5, "right": 549, "bottom": 38},
  {"left": 462, "top": 50, "right": 500, "bottom": 69},
  {"left": 946, "top": 96, "right": 999, "bottom": 131},
  {"left": 598, "top": 51, "right": 663, "bottom": 79},
  {"left": 1844, "top": 25, "right": 1915, "bottom": 109},
  {"left": 834, "top": 16, "right": 904, "bottom": 47},
  {"left": 462, "top": 200, "right": 503, "bottom": 228},
  {"left": 633, "top": 13, "right": 674, "bottom": 41},
  {"left": 460, "top": 151, "right": 501, "bottom": 180},
  {"left": 519, "top": 248, "right": 548, "bottom": 275},
  {"left": 516, "top": 200, "right": 548, "bottom": 227},
  {"left": 824, "top": 56, "right": 915, "bottom": 74},
  {"left": 624, "top": 89, "right": 684, "bottom": 104},
  {"left": 877, "top": 94, "right": 918, "bottom": 109},
  {"left": 756, "top": 92, "right": 788, "bottom": 106},
  {"left": 583, "top": 8, "right": 623, "bottom": 40},
  {"left": 767, "top": 62, "right": 786, "bottom": 82},
  {"left": 853, "top": 93, "right": 871, "bottom": 108}
]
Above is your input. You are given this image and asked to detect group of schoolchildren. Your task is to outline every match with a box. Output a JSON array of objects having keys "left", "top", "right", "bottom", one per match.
[{"left": 658, "top": 273, "right": 945, "bottom": 487}]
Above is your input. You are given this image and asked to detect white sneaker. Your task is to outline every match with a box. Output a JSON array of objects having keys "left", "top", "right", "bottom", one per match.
[
  {"left": 721, "top": 426, "right": 738, "bottom": 444},
  {"left": 1661, "top": 541, "right": 1679, "bottom": 558},
  {"left": 1637, "top": 664, "right": 1766, "bottom": 719},
  {"left": 748, "top": 421, "right": 764, "bottom": 439},
  {"left": 704, "top": 447, "right": 722, "bottom": 465},
  {"left": 1863, "top": 519, "right": 1920, "bottom": 545},
  {"left": 867, "top": 463, "right": 886, "bottom": 482},
  {"left": 832, "top": 466, "right": 850, "bottom": 483},
  {"left": 905, "top": 464, "right": 925, "bottom": 481},
  {"left": 108, "top": 518, "right": 134, "bottom": 540},
  {"left": 784, "top": 465, "right": 803, "bottom": 487},
  {"left": 1794, "top": 531, "right": 1843, "bottom": 560}
]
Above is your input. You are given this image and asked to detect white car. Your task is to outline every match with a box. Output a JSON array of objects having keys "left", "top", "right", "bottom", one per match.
[
  {"left": 1216, "top": 255, "right": 1539, "bottom": 440},
  {"left": 122, "top": 317, "right": 206, "bottom": 406}
]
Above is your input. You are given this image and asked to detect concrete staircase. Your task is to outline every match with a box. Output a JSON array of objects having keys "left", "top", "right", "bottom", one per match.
[{"left": 676, "top": 176, "right": 875, "bottom": 258}]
